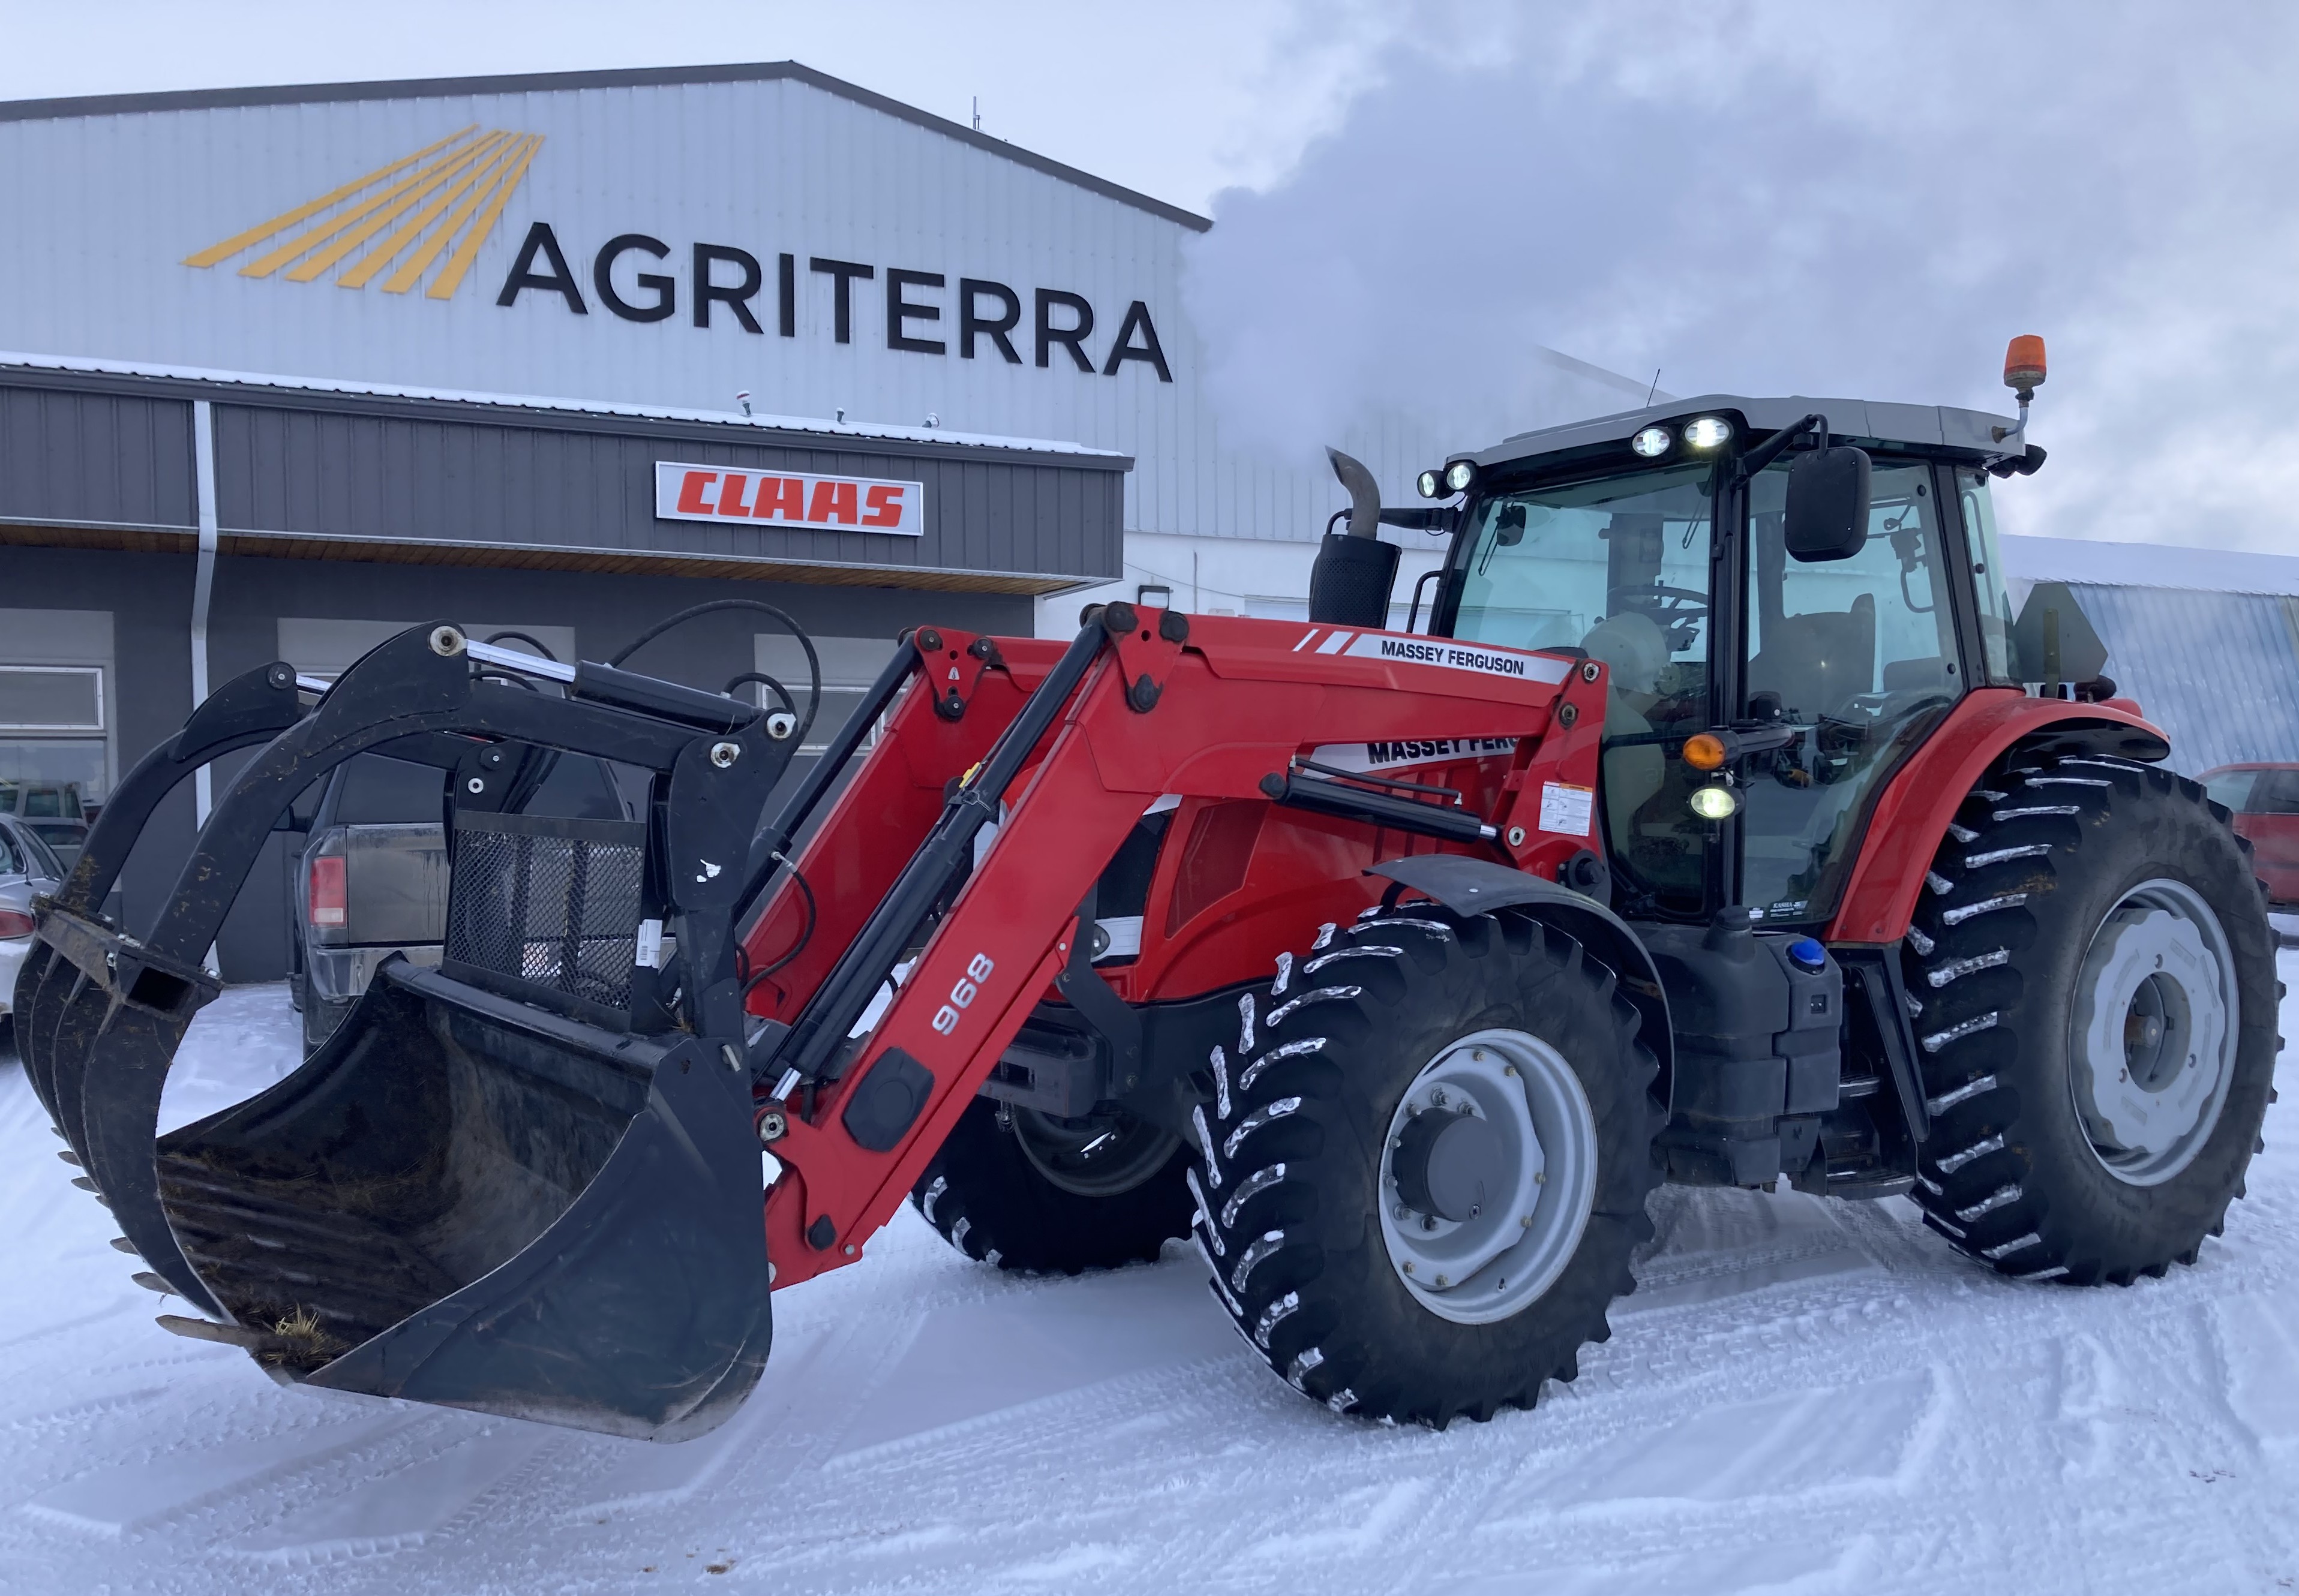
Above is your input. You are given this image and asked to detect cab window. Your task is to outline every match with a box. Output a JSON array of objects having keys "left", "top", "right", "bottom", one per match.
[{"left": 1739, "top": 459, "right": 1965, "bottom": 924}]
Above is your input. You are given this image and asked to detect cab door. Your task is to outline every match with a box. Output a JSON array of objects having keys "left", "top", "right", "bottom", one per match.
[{"left": 1734, "top": 458, "right": 1970, "bottom": 926}]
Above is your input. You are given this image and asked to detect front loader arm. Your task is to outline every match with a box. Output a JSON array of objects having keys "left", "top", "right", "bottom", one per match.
[{"left": 755, "top": 609, "right": 1587, "bottom": 1289}]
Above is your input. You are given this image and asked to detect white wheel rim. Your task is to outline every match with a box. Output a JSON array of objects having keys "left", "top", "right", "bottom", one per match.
[
  {"left": 2069, "top": 877, "right": 2238, "bottom": 1186},
  {"left": 1377, "top": 1027, "right": 1598, "bottom": 1326}
]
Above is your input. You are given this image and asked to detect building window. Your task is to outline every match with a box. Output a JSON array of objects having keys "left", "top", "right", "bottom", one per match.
[
  {"left": 756, "top": 635, "right": 900, "bottom": 756},
  {"left": 0, "top": 610, "right": 116, "bottom": 865}
]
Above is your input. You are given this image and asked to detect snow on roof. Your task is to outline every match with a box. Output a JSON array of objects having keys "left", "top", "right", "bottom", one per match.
[
  {"left": 1999, "top": 533, "right": 2299, "bottom": 598},
  {"left": 0, "top": 349, "right": 1130, "bottom": 462}
]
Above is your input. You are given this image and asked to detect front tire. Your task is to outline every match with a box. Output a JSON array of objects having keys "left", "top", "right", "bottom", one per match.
[
  {"left": 1906, "top": 751, "right": 2279, "bottom": 1284},
  {"left": 1196, "top": 906, "right": 1662, "bottom": 1427},
  {"left": 910, "top": 1098, "right": 1195, "bottom": 1274}
]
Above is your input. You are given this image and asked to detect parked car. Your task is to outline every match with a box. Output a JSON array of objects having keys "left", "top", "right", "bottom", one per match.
[
  {"left": 2201, "top": 762, "right": 2299, "bottom": 907},
  {"left": 0, "top": 813, "right": 68, "bottom": 1047},
  {"left": 0, "top": 780, "right": 92, "bottom": 871},
  {"left": 287, "top": 741, "right": 631, "bottom": 1054}
]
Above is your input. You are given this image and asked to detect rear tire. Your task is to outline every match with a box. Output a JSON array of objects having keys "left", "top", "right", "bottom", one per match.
[
  {"left": 910, "top": 1098, "right": 1195, "bottom": 1274},
  {"left": 1905, "top": 751, "right": 2279, "bottom": 1284},
  {"left": 1196, "top": 906, "right": 1662, "bottom": 1427}
]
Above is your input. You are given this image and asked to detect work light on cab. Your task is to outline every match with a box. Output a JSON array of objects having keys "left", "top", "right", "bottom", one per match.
[
  {"left": 1688, "top": 782, "right": 1739, "bottom": 820},
  {"left": 1443, "top": 460, "right": 1476, "bottom": 493},
  {"left": 1416, "top": 468, "right": 1444, "bottom": 499},
  {"left": 1631, "top": 425, "right": 1672, "bottom": 459},
  {"left": 1682, "top": 416, "right": 1733, "bottom": 450}
]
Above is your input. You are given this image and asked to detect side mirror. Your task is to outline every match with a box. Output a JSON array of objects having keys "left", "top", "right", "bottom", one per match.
[{"left": 1784, "top": 444, "right": 1872, "bottom": 562}]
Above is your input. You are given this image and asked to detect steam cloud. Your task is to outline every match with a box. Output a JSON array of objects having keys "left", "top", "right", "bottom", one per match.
[{"left": 1182, "top": 4, "right": 2299, "bottom": 551}]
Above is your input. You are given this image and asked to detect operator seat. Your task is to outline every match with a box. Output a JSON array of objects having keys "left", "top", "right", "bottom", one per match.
[{"left": 1747, "top": 593, "right": 1876, "bottom": 722}]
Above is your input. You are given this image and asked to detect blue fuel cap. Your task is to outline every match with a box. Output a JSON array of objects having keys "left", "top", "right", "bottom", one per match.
[{"left": 1787, "top": 937, "right": 1827, "bottom": 972}]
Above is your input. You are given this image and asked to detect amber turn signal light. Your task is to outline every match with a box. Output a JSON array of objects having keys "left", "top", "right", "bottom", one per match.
[{"left": 1683, "top": 732, "right": 1727, "bottom": 771}]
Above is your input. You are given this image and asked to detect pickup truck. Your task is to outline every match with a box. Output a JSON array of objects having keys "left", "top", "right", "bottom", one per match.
[{"left": 289, "top": 743, "right": 629, "bottom": 1053}]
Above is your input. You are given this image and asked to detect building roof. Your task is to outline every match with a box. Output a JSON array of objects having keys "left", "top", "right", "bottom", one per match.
[
  {"left": 0, "top": 350, "right": 1131, "bottom": 465},
  {"left": 1999, "top": 533, "right": 2299, "bottom": 598},
  {"left": 1473, "top": 393, "right": 2020, "bottom": 466},
  {"left": 0, "top": 60, "right": 1212, "bottom": 234}
]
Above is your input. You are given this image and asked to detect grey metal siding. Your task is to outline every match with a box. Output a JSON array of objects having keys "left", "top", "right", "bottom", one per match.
[
  {"left": 2067, "top": 582, "right": 2299, "bottom": 775},
  {"left": 209, "top": 402, "right": 1123, "bottom": 581},
  {"left": 0, "top": 384, "right": 195, "bottom": 531}
]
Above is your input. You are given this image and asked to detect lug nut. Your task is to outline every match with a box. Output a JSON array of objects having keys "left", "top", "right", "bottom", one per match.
[{"left": 1434, "top": 1275, "right": 1449, "bottom": 1288}]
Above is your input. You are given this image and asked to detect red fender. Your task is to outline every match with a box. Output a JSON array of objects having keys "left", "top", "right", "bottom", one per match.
[{"left": 1824, "top": 687, "right": 2168, "bottom": 945}]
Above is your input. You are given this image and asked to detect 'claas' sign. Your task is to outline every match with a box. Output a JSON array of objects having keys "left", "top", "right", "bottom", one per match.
[{"left": 653, "top": 461, "right": 924, "bottom": 536}]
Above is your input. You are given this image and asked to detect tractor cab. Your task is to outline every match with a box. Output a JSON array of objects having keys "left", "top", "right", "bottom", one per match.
[{"left": 1406, "top": 397, "right": 2043, "bottom": 930}]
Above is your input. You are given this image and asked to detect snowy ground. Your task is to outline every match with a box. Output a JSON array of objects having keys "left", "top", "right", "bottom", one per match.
[{"left": 1, "top": 975, "right": 2294, "bottom": 1596}]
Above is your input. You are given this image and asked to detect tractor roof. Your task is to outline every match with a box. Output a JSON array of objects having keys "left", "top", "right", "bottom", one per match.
[{"left": 1470, "top": 393, "right": 2018, "bottom": 470}]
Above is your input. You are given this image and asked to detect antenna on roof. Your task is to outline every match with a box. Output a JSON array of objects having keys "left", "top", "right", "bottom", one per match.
[
  {"left": 973, "top": 96, "right": 982, "bottom": 132},
  {"left": 1646, "top": 369, "right": 1661, "bottom": 405}
]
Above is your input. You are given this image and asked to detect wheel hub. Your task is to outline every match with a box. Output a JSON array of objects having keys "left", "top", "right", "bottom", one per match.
[
  {"left": 1377, "top": 1029, "right": 1596, "bottom": 1326},
  {"left": 1010, "top": 1105, "right": 1179, "bottom": 1198},
  {"left": 2069, "top": 880, "right": 2237, "bottom": 1186}
]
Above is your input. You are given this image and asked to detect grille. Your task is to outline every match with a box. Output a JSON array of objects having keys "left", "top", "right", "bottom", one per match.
[{"left": 446, "top": 811, "right": 647, "bottom": 1017}]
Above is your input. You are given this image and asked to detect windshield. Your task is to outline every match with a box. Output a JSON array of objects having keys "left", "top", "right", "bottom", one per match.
[
  {"left": 1451, "top": 462, "right": 1718, "bottom": 913},
  {"left": 1451, "top": 462, "right": 1715, "bottom": 671},
  {"left": 16, "top": 822, "right": 68, "bottom": 880}
]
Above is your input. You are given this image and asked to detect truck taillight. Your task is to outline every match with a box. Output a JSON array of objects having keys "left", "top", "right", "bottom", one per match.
[
  {"left": 0, "top": 907, "right": 35, "bottom": 939},
  {"left": 308, "top": 855, "right": 347, "bottom": 928}
]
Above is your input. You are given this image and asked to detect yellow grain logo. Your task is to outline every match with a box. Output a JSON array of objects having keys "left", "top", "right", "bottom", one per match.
[{"left": 183, "top": 125, "right": 543, "bottom": 299}]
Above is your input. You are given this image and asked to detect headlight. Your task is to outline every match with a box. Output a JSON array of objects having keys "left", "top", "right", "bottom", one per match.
[
  {"left": 1631, "top": 425, "right": 1672, "bottom": 459},
  {"left": 1682, "top": 416, "right": 1733, "bottom": 450},
  {"left": 1443, "top": 460, "right": 1476, "bottom": 493},
  {"left": 1416, "top": 468, "right": 1443, "bottom": 499},
  {"left": 1688, "top": 783, "right": 1740, "bottom": 820}
]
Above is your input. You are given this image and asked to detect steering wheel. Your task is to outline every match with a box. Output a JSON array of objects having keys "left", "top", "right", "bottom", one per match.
[{"left": 1616, "top": 584, "right": 1709, "bottom": 619}]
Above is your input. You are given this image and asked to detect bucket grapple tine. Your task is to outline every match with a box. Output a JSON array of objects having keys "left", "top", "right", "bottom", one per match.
[{"left": 17, "top": 660, "right": 310, "bottom": 1171}]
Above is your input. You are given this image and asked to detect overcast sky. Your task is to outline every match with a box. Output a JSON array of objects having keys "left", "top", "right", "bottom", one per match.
[{"left": 5, "top": 1, "right": 2295, "bottom": 554}]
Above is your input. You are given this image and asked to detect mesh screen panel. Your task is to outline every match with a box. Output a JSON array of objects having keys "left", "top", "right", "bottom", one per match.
[{"left": 447, "top": 812, "right": 646, "bottom": 1014}]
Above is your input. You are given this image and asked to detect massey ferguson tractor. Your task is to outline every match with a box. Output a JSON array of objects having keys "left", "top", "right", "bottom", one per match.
[{"left": 16, "top": 338, "right": 2280, "bottom": 1436}]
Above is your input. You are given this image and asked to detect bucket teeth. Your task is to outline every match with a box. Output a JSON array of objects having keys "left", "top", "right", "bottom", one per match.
[
  {"left": 69, "top": 1175, "right": 98, "bottom": 1192},
  {"left": 109, "top": 1237, "right": 139, "bottom": 1254},
  {"left": 153, "top": 1314, "right": 291, "bottom": 1355},
  {"left": 131, "top": 1272, "right": 175, "bottom": 1295},
  {"left": 57, "top": 1150, "right": 83, "bottom": 1167}
]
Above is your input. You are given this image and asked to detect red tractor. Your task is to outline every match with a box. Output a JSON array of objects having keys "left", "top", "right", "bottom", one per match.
[{"left": 17, "top": 340, "right": 2279, "bottom": 1437}]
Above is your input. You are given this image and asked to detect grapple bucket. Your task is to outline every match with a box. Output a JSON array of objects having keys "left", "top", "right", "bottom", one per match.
[{"left": 13, "top": 621, "right": 799, "bottom": 1441}]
